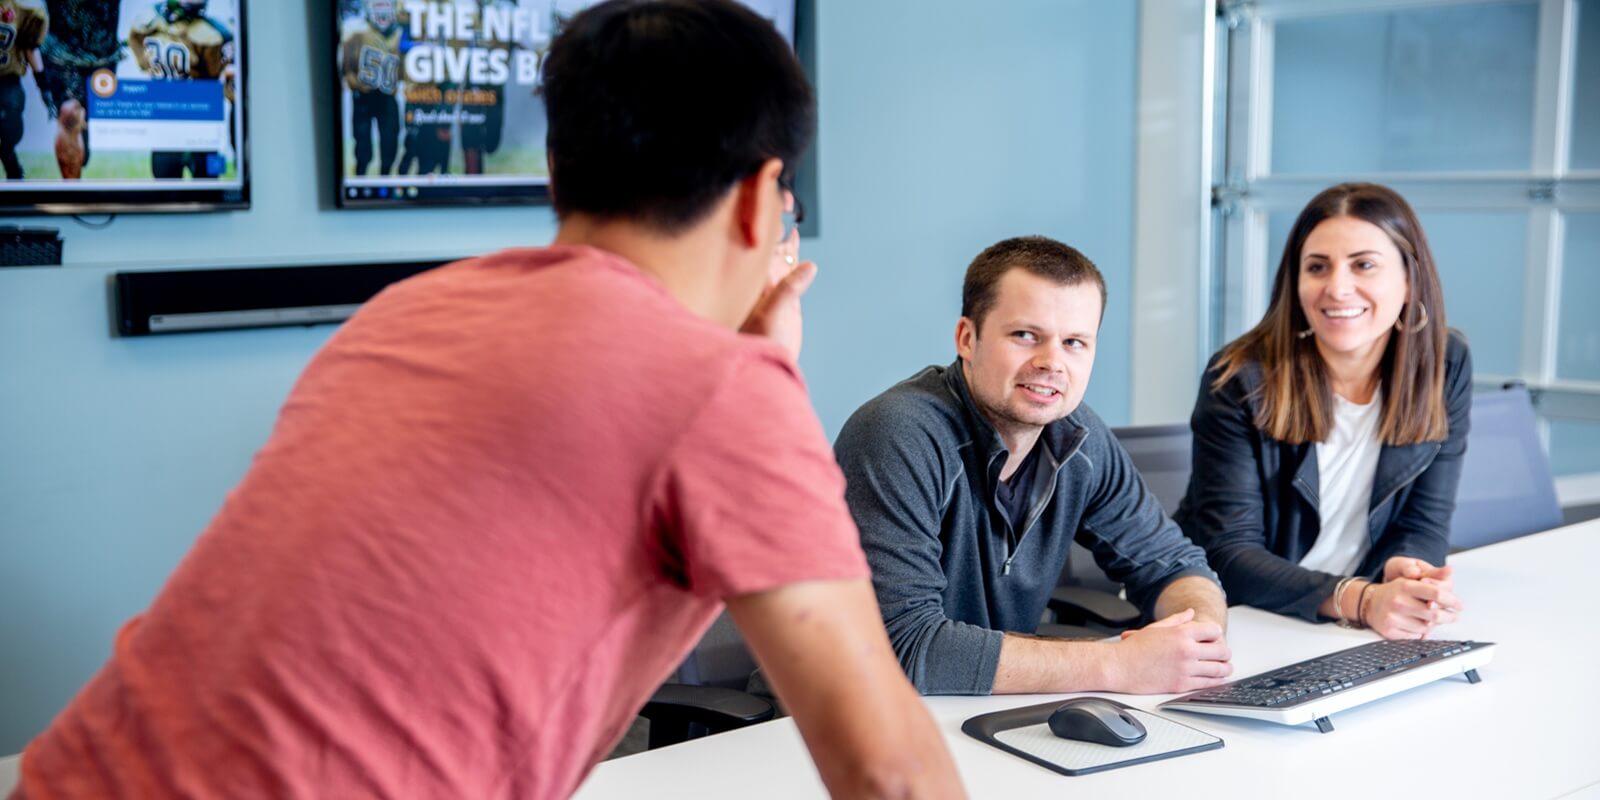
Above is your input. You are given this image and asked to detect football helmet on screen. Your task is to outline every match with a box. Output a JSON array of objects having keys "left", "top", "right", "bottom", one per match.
[
  {"left": 163, "top": 0, "right": 208, "bottom": 21},
  {"left": 366, "top": 0, "right": 397, "bottom": 32}
]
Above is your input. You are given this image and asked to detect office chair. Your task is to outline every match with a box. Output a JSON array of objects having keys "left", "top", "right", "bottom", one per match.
[
  {"left": 639, "top": 611, "right": 774, "bottom": 749},
  {"left": 1449, "top": 383, "right": 1562, "bottom": 551},
  {"left": 1106, "top": 423, "right": 1195, "bottom": 514},
  {"left": 1043, "top": 423, "right": 1193, "bottom": 638}
]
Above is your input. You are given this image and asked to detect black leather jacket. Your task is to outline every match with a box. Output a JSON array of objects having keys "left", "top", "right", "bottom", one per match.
[{"left": 1173, "top": 332, "right": 1473, "bottom": 622}]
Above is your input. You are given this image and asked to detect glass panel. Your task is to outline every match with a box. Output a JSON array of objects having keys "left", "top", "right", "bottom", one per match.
[
  {"left": 1421, "top": 212, "right": 1526, "bottom": 377},
  {"left": 1266, "top": 210, "right": 1296, "bottom": 294},
  {"left": 1271, "top": 2, "right": 1539, "bottom": 174},
  {"left": 1548, "top": 420, "right": 1600, "bottom": 476},
  {"left": 1255, "top": 210, "right": 1525, "bottom": 377},
  {"left": 1239, "top": 209, "right": 1305, "bottom": 339},
  {"left": 1209, "top": 205, "right": 1229, "bottom": 350},
  {"left": 1573, "top": 0, "right": 1600, "bottom": 169},
  {"left": 1557, "top": 213, "right": 1600, "bottom": 381}
]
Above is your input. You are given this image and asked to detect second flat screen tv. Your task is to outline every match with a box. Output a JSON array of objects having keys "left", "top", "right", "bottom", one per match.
[
  {"left": 333, "top": 0, "right": 796, "bottom": 209},
  {"left": 0, "top": 0, "right": 250, "bottom": 215}
]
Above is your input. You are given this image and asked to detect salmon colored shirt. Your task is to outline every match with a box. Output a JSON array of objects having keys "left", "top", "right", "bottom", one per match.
[{"left": 16, "top": 246, "right": 869, "bottom": 799}]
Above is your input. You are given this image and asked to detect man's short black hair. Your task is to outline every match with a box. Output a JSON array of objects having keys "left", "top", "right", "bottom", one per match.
[
  {"left": 541, "top": 0, "right": 814, "bottom": 233},
  {"left": 961, "top": 236, "right": 1107, "bottom": 329}
]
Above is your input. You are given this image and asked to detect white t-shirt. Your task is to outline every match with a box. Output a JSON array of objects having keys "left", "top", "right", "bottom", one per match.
[{"left": 1300, "top": 389, "right": 1384, "bottom": 576}]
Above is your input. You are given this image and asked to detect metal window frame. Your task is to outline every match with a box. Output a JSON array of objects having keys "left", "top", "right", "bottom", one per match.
[{"left": 1130, "top": 0, "right": 1218, "bottom": 424}]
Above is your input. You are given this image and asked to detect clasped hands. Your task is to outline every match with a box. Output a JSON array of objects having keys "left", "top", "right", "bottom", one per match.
[{"left": 1360, "top": 556, "right": 1463, "bottom": 640}]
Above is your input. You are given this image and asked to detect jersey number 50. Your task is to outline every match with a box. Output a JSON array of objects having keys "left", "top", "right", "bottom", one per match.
[{"left": 358, "top": 45, "right": 400, "bottom": 94}]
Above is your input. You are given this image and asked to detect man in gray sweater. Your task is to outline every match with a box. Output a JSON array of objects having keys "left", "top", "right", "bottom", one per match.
[{"left": 837, "top": 236, "right": 1233, "bottom": 696}]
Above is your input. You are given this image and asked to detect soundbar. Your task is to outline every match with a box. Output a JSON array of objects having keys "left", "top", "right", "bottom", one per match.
[{"left": 113, "top": 260, "right": 451, "bottom": 336}]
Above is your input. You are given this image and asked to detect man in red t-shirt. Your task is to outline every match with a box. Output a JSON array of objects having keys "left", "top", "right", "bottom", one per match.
[{"left": 13, "top": 2, "right": 962, "bottom": 798}]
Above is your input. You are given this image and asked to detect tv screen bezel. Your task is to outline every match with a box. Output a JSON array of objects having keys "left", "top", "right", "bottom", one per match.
[{"left": 0, "top": 0, "right": 252, "bottom": 217}]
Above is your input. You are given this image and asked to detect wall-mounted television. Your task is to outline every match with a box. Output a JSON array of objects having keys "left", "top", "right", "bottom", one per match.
[
  {"left": 333, "top": 0, "right": 798, "bottom": 210},
  {"left": 0, "top": 0, "right": 250, "bottom": 215}
]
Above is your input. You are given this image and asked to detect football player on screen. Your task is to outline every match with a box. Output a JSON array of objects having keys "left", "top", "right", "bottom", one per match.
[
  {"left": 39, "top": 0, "right": 119, "bottom": 179},
  {"left": 458, "top": 0, "right": 511, "bottom": 175},
  {"left": 129, "top": 0, "right": 236, "bottom": 180},
  {"left": 395, "top": 4, "right": 450, "bottom": 176},
  {"left": 0, "top": 0, "right": 48, "bottom": 179},
  {"left": 341, "top": 0, "right": 400, "bottom": 175},
  {"left": 395, "top": 78, "right": 451, "bottom": 175},
  {"left": 396, "top": 79, "right": 452, "bottom": 176}
]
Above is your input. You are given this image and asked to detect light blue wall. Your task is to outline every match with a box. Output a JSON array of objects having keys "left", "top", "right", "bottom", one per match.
[{"left": 0, "top": 0, "right": 1137, "bottom": 753}]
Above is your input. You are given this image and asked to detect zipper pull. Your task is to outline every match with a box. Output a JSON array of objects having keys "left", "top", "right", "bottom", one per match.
[{"left": 1002, "top": 558, "right": 1013, "bottom": 576}]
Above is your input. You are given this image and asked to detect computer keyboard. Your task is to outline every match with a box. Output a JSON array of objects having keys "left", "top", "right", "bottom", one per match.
[{"left": 1160, "top": 638, "right": 1494, "bottom": 733}]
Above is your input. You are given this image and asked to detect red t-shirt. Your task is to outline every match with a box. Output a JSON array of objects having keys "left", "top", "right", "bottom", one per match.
[{"left": 16, "top": 246, "right": 869, "bottom": 799}]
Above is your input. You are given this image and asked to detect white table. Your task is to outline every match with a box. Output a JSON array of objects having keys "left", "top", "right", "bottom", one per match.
[
  {"left": 576, "top": 519, "right": 1600, "bottom": 799},
  {"left": 0, "top": 754, "right": 17, "bottom": 796}
]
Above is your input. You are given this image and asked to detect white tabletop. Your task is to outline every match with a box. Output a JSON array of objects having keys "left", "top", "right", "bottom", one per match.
[
  {"left": 576, "top": 519, "right": 1600, "bottom": 799},
  {"left": 0, "top": 754, "right": 17, "bottom": 797}
]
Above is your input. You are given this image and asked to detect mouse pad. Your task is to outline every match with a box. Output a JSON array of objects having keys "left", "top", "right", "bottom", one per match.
[{"left": 962, "top": 698, "right": 1223, "bottom": 776}]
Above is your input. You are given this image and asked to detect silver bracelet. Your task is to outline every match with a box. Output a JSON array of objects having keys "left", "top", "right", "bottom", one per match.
[{"left": 1331, "top": 576, "right": 1358, "bottom": 626}]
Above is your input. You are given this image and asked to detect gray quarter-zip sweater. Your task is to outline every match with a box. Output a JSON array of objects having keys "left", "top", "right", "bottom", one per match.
[{"left": 836, "top": 362, "right": 1218, "bottom": 695}]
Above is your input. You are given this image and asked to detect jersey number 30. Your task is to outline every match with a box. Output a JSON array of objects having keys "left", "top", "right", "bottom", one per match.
[
  {"left": 0, "top": 24, "right": 17, "bottom": 68},
  {"left": 145, "top": 40, "right": 191, "bottom": 79}
]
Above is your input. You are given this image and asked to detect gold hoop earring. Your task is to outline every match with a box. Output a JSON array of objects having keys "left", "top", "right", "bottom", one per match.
[{"left": 1395, "top": 302, "right": 1429, "bottom": 333}]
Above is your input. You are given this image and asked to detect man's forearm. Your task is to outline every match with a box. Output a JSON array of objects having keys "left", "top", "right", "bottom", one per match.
[
  {"left": 1154, "top": 575, "right": 1229, "bottom": 631},
  {"left": 992, "top": 635, "right": 1114, "bottom": 694},
  {"left": 731, "top": 580, "right": 966, "bottom": 798}
]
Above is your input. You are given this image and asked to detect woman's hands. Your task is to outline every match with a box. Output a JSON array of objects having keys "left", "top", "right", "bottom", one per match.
[{"left": 1361, "top": 557, "right": 1464, "bottom": 639}]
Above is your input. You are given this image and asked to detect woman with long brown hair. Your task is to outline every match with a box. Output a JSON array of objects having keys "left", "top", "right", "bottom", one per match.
[{"left": 1174, "top": 183, "right": 1472, "bottom": 639}]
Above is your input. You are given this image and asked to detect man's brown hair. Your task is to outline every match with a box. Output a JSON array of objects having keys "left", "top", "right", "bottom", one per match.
[{"left": 961, "top": 236, "right": 1106, "bottom": 329}]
